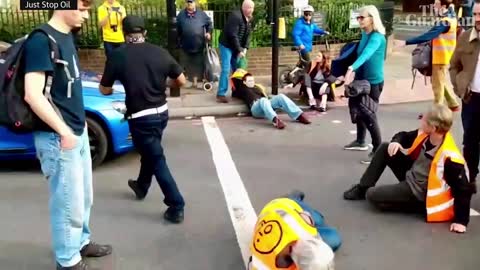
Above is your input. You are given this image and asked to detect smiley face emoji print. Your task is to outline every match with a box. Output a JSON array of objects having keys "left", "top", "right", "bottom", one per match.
[{"left": 253, "top": 219, "right": 284, "bottom": 254}]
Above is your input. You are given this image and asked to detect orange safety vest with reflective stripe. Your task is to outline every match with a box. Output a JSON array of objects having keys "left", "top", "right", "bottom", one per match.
[
  {"left": 432, "top": 17, "right": 457, "bottom": 65},
  {"left": 407, "top": 131, "right": 467, "bottom": 222},
  {"left": 249, "top": 198, "right": 319, "bottom": 270}
]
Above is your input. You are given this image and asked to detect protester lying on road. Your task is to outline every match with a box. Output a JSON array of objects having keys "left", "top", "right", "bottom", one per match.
[
  {"left": 343, "top": 104, "right": 476, "bottom": 233},
  {"left": 231, "top": 69, "right": 311, "bottom": 129},
  {"left": 248, "top": 190, "right": 340, "bottom": 270}
]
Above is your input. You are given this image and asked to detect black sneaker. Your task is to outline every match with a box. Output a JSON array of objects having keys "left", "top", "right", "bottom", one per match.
[
  {"left": 128, "top": 180, "right": 146, "bottom": 200},
  {"left": 344, "top": 141, "right": 369, "bottom": 151},
  {"left": 360, "top": 152, "right": 375, "bottom": 165},
  {"left": 56, "top": 260, "right": 89, "bottom": 270},
  {"left": 80, "top": 242, "right": 113, "bottom": 257},
  {"left": 164, "top": 207, "right": 184, "bottom": 224},
  {"left": 343, "top": 184, "right": 368, "bottom": 200}
]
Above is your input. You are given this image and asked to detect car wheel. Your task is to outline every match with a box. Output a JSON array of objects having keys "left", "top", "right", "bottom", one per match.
[{"left": 87, "top": 117, "right": 108, "bottom": 169}]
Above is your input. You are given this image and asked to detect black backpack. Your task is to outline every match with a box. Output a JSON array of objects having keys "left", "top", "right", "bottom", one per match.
[
  {"left": 0, "top": 25, "right": 67, "bottom": 133},
  {"left": 411, "top": 42, "right": 432, "bottom": 89}
]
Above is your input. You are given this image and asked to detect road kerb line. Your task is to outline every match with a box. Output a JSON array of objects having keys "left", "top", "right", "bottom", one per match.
[{"left": 201, "top": 116, "right": 258, "bottom": 268}]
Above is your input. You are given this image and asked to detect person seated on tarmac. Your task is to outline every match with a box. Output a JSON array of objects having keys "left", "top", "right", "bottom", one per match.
[
  {"left": 231, "top": 69, "right": 311, "bottom": 129},
  {"left": 248, "top": 190, "right": 340, "bottom": 270},
  {"left": 343, "top": 104, "right": 476, "bottom": 233}
]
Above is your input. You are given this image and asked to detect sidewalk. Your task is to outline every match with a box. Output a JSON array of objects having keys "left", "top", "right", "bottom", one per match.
[{"left": 166, "top": 45, "right": 436, "bottom": 119}]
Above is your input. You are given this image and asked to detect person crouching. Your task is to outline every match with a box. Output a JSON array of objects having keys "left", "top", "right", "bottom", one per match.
[{"left": 231, "top": 70, "right": 311, "bottom": 129}]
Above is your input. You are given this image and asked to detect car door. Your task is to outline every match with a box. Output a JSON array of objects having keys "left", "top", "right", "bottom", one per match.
[{"left": 0, "top": 126, "right": 35, "bottom": 154}]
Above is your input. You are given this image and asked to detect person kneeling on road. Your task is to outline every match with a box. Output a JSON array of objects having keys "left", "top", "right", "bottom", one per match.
[
  {"left": 343, "top": 104, "right": 476, "bottom": 233},
  {"left": 231, "top": 69, "right": 311, "bottom": 129},
  {"left": 248, "top": 190, "right": 340, "bottom": 270}
]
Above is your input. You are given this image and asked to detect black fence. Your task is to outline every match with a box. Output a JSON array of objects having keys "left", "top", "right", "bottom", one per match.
[{"left": 0, "top": 0, "right": 394, "bottom": 49}]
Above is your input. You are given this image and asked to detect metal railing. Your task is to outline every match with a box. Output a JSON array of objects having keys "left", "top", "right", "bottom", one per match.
[{"left": 0, "top": 1, "right": 393, "bottom": 49}]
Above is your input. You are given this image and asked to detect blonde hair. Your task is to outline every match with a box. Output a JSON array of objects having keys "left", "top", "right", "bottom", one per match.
[
  {"left": 424, "top": 104, "right": 453, "bottom": 133},
  {"left": 359, "top": 5, "right": 386, "bottom": 35},
  {"left": 291, "top": 237, "right": 335, "bottom": 270}
]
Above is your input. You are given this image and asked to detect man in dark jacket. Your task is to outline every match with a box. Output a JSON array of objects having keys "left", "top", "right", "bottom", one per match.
[
  {"left": 176, "top": 0, "right": 212, "bottom": 89},
  {"left": 217, "top": 0, "right": 254, "bottom": 103},
  {"left": 343, "top": 104, "right": 475, "bottom": 233}
]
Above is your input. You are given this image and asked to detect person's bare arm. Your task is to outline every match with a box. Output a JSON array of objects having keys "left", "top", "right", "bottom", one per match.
[
  {"left": 99, "top": 85, "right": 113, "bottom": 95},
  {"left": 168, "top": 73, "right": 186, "bottom": 89},
  {"left": 24, "top": 72, "right": 76, "bottom": 147}
]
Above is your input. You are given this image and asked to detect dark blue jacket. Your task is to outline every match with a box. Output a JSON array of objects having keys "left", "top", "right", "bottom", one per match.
[{"left": 176, "top": 9, "right": 212, "bottom": 53}]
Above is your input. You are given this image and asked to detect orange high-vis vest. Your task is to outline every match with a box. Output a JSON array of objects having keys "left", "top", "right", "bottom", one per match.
[
  {"left": 406, "top": 131, "right": 467, "bottom": 222},
  {"left": 432, "top": 17, "right": 457, "bottom": 65},
  {"left": 249, "top": 198, "right": 319, "bottom": 270}
]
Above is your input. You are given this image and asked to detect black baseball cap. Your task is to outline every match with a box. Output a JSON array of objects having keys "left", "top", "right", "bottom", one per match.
[{"left": 122, "top": 15, "right": 146, "bottom": 34}]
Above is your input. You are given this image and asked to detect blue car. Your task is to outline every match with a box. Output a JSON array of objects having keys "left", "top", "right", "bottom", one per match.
[{"left": 0, "top": 71, "right": 134, "bottom": 168}]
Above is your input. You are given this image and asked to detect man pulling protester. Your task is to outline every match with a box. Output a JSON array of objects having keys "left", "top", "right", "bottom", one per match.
[{"left": 99, "top": 15, "right": 186, "bottom": 224}]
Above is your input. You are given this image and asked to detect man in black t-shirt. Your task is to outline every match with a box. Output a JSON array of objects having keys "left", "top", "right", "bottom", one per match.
[
  {"left": 23, "top": 1, "right": 112, "bottom": 269},
  {"left": 100, "top": 15, "right": 186, "bottom": 224}
]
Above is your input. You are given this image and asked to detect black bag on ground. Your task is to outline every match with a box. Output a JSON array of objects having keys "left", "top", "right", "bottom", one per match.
[{"left": 0, "top": 25, "right": 66, "bottom": 133}]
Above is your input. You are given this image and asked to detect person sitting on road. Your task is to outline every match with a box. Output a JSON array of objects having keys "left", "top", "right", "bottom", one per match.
[
  {"left": 248, "top": 190, "right": 340, "bottom": 270},
  {"left": 231, "top": 69, "right": 311, "bottom": 129},
  {"left": 300, "top": 51, "right": 344, "bottom": 112},
  {"left": 343, "top": 104, "right": 476, "bottom": 233}
]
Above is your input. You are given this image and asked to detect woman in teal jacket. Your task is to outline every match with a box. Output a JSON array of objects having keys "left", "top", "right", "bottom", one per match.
[{"left": 343, "top": 5, "right": 387, "bottom": 164}]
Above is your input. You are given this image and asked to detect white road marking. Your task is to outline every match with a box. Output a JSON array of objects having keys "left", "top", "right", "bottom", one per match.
[
  {"left": 470, "top": 208, "right": 480, "bottom": 216},
  {"left": 201, "top": 116, "right": 257, "bottom": 268},
  {"left": 349, "top": 130, "right": 357, "bottom": 135},
  {"left": 332, "top": 120, "right": 342, "bottom": 124}
]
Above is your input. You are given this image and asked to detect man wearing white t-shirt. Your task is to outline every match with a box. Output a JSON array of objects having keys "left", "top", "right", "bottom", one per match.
[{"left": 450, "top": 0, "right": 480, "bottom": 187}]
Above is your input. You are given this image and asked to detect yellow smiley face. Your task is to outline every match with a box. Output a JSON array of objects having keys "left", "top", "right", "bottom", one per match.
[{"left": 253, "top": 219, "right": 283, "bottom": 254}]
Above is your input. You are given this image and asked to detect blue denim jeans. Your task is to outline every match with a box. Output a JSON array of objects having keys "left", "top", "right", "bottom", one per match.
[
  {"left": 128, "top": 111, "right": 185, "bottom": 210},
  {"left": 218, "top": 44, "right": 238, "bottom": 96},
  {"left": 33, "top": 128, "right": 93, "bottom": 267},
  {"left": 288, "top": 195, "right": 342, "bottom": 251},
  {"left": 103, "top": 41, "right": 124, "bottom": 58},
  {"left": 250, "top": 94, "right": 303, "bottom": 122}
]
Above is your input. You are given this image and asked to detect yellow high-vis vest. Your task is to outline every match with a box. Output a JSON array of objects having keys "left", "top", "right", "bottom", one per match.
[
  {"left": 432, "top": 17, "right": 457, "bottom": 65},
  {"left": 249, "top": 198, "right": 319, "bottom": 270}
]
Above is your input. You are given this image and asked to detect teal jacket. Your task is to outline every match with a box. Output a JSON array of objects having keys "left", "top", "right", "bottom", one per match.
[{"left": 351, "top": 31, "right": 386, "bottom": 84}]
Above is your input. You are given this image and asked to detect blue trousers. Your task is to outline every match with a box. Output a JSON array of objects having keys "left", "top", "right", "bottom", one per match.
[{"left": 288, "top": 196, "right": 342, "bottom": 251}]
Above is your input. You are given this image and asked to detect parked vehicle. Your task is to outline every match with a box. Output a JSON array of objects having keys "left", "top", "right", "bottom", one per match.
[{"left": 0, "top": 71, "right": 134, "bottom": 168}]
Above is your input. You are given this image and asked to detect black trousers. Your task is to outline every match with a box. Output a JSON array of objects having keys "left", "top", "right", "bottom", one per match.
[
  {"left": 461, "top": 92, "right": 480, "bottom": 181},
  {"left": 128, "top": 111, "right": 185, "bottom": 210},
  {"left": 359, "top": 142, "right": 424, "bottom": 212},
  {"left": 356, "top": 82, "right": 384, "bottom": 152}
]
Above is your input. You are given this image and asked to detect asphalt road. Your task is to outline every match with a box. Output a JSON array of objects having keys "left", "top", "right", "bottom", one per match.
[{"left": 1, "top": 102, "right": 479, "bottom": 270}]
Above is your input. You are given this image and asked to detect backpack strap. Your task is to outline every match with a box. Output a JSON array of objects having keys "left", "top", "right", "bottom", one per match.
[{"left": 26, "top": 27, "right": 68, "bottom": 122}]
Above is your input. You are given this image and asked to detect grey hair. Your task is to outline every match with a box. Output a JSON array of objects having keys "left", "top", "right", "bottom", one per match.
[
  {"left": 291, "top": 237, "right": 335, "bottom": 270},
  {"left": 359, "top": 5, "right": 386, "bottom": 35}
]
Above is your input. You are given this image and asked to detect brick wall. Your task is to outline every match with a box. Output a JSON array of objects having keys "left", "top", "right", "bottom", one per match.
[
  {"left": 78, "top": 44, "right": 343, "bottom": 76},
  {"left": 78, "top": 35, "right": 394, "bottom": 76}
]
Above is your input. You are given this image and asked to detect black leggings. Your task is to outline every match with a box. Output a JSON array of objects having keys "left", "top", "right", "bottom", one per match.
[{"left": 356, "top": 82, "right": 383, "bottom": 152}]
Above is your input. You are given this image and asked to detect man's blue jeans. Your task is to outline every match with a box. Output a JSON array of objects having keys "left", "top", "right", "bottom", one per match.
[
  {"left": 250, "top": 94, "right": 303, "bottom": 122},
  {"left": 128, "top": 111, "right": 185, "bottom": 210},
  {"left": 33, "top": 128, "right": 93, "bottom": 267},
  {"left": 288, "top": 195, "right": 342, "bottom": 251},
  {"left": 218, "top": 44, "right": 238, "bottom": 97}
]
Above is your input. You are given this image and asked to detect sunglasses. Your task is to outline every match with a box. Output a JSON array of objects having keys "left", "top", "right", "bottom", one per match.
[{"left": 356, "top": 15, "right": 371, "bottom": 20}]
